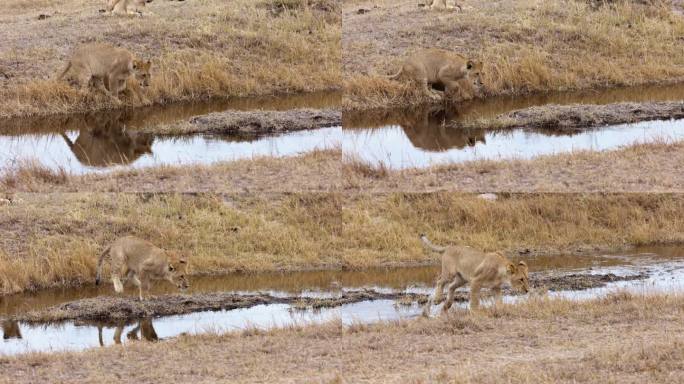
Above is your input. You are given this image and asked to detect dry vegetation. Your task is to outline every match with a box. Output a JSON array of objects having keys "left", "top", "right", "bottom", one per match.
[
  {"left": 343, "top": 140, "right": 684, "bottom": 192},
  {"left": 0, "top": 148, "right": 342, "bottom": 193},
  {"left": 343, "top": 0, "right": 684, "bottom": 110},
  {"left": 1, "top": 192, "right": 683, "bottom": 295},
  {"left": 0, "top": 0, "right": 340, "bottom": 118},
  {"left": 1, "top": 292, "right": 682, "bottom": 383},
  {"left": 3, "top": 138, "right": 684, "bottom": 193}
]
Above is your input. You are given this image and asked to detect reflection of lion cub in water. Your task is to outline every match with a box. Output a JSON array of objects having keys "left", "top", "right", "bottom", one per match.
[
  {"left": 388, "top": 48, "right": 482, "bottom": 100},
  {"left": 96, "top": 236, "right": 189, "bottom": 301},
  {"left": 57, "top": 43, "right": 151, "bottom": 104},
  {"left": 420, "top": 234, "right": 529, "bottom": 316}
]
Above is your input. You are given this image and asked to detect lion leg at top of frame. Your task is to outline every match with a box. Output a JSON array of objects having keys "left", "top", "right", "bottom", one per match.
[
  {"left": 430, "top": 0, "right": 446, "bottom": 9},
  {"left": 106, "top": 0, "right": 118, "bottom": 12}
]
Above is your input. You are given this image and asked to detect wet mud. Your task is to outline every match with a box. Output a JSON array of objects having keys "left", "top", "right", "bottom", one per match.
[
  {"left": 8, "top": 272, "right": 647, "bottom": 323},
  {"left": 154, "top": 108, "right": 341, "bottom": 137},
  {"left": 468, "top": 101, "right": 684, "bottom": 132}
]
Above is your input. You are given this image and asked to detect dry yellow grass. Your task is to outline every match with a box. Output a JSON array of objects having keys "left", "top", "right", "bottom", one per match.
[
  {"left": 343, "top": 0, "right": 684, "bottom": 110},
  {"left": 0, "top": 0, "right": 340, "bottom": 118},
  {"left": 1, "top": 292, "right": 682, "bottom": 383},
  {"left": 342, "top": 139, "right": 684, "bottom": 192},
  {"left": 2, "top": 192, "right": 683, "bottom": 295}
]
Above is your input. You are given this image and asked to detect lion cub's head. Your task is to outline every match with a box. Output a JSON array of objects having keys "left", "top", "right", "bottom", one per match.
[
  {"left": 166, "top": 251, "right": 189, "bottom": 291},
  {"left": 132, "top": 59, "right": 152, "bottom": 87},
  {"left": 465, "top": 60, "right": 484, "bottom": 87},
  {"left": 508, "top": 261, "right": 529, "bottom": 293}
]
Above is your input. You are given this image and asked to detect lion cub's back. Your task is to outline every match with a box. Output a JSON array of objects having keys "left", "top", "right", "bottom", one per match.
[
  {"left": 71, "top": 43, "right": 134, "bottom": 74},
  {"left": 111, "top": 236, "right": 159, "bottom": 267}
]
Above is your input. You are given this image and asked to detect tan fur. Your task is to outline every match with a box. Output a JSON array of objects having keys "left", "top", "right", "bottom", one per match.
[
  {"left": 60, "top": 114, "right": 153, "bottom": 167},
  {"left": 107, "top": 0, "right": 152, "bottom": 15},
  {"left": 2, "top": 320, "right": 22, "bottom": 340},
  {"left": 424, "top": 0, "right": 462, "bottom": 11},
  {"left": 420, "top": 234, "right": 529, "bottom": 316},
  {"left": 57, "top": 43, "right": 151, "bottom": 104},
  {"left": 96, "top": 236, "right": 189, "bottom": 301},
  {"left": 388, "top": 48, "right": 482, "bottom": 100}
]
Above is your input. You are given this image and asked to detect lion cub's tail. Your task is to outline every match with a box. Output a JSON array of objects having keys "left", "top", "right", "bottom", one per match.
[
  {"left": 95, "top": 245, "right": 111, "bottom": 285},
  {"left": 386, "top": 68, "right": 403, "bottom": 80},
  {"left": 55, "top": 62, "right": 71, "bottom": 81},
  {"left": 420, "top": 234, "right": 446, "bottom": 253}
]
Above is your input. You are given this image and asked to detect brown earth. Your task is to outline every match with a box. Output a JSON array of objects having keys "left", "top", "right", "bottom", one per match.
[
  {"left": 474, "top": 101, "right": 684, "bottom": 131},
  {"left": 151, "top": 108, "right": 341, "bottom": 136}
]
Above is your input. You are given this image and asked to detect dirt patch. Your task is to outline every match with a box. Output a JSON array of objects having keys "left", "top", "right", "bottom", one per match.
[
  {"left": 151, "top": 108, "right": 341, "bottom": 137},
  {"left": 7, "top": 272, "right": 648, "bottom": 323},
  {"left": 10, "top": 291, "right": 423, "bottom": 323},
  {"left": 534, "top": 272, "right": 648, "bottom": 291},
  {"left": 474, "top": 101, "right": 684, "bottom": 131}
]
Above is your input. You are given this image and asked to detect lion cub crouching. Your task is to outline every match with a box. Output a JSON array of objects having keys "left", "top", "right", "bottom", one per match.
[
  {"left": 57, "top": 43, "right": 151, "bottom": 104},
  {"left": 420, "top": 234, "right": 529, "bottom": 316},
  {"left": 388, "top": 48, "right": 482, "bottom": 100},
  {"left": 96, "top": 236, "right": 189, "bottom": 300}
]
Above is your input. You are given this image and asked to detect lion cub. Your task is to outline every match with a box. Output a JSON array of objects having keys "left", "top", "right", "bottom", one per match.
[
  {"left": 96, "top": 236, "right": 189, "bottom": 300},
  {"left": 420, "top": 234, "right": 529, "bottom": 315},
  {"left": 107, "top": 0, "right": 153, "bottom": 15},
  {"left": 57, "top": 43, "right": 151, "bottom": 104},
  {"left": 388, "top": 48, "right": 482, "bottom": 100},
  {"left": 423, "top": 0, "right": 462, "bottom": 11}
]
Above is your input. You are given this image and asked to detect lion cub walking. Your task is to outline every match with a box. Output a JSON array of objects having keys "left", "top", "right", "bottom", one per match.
[
  {"left": 96, "top": 236, "right": 189, "bottom": 300},
  {"left": 57, "top": 43, "right": 151, "bottom": 104},
  {"left": 420, "top": 234, "right": 529, "bottom": 316}
]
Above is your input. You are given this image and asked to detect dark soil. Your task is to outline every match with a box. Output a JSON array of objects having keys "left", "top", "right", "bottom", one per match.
[
  {"left": 154, "top": 108, "right": 341, "bottom": 137},
  {"left": 476, "top": 101, "right": 684, "bottom": 131}
]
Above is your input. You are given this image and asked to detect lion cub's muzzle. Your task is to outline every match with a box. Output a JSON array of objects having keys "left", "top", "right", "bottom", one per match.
[{"left": 177, "top": 277, "right": 190, "bottom": 291}]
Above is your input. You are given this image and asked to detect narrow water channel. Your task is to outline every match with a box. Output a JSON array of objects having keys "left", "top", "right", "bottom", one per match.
[{"left": 2, "top": 246, "right": 682, "bottom": 356}]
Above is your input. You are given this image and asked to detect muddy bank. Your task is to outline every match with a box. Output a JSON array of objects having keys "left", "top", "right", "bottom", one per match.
[
  {"left": 8, "top": 272, "right": 647, "bottom": 323},
  {"left": 11, "top": 291, "right": 423, "bottom": 323},
  {"left": 150, "top": 108, "right": 341, "bottom": 137},
  {"left": 470, "top": 101, "right": 684, "bottom": 131}
]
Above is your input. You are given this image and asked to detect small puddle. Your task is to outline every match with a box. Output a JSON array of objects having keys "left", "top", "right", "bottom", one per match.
[
  {"left": 0, "top": 91, "right": 341, "bottom": 174},
  {"left": 1, "top": 246, "right": 683, "bottom": 355},
  {"left": 343, "top": 84, "right": 684, "bottom": 169},
  {"left": 343, "top": 119, "right": 684, "bottom": 169}
]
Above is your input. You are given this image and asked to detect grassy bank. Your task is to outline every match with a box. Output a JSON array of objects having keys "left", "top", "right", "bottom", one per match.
[
  {"left": 2, "top": 292, "right": 682, "bottom": 383},
  {"left": 343, "top": 140, "right": 684, "bottom": 192},
  {"left": 3, "top": 138, "right": 684, "bottom": 193},
  {"left": 0, "top": 148, "right": 342, "bottom": 193},
  {"left": 0, "top": 0, "right": 340, "bottom": 119},
  {"left": 1, "top": 193, "right": 683, "bottom": 295},
  {"left": 343, "top": 0, "right": 684, "bottom": 110}
]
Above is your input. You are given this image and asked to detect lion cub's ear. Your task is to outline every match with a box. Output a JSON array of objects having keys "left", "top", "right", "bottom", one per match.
[
  {"left": 143, "top": 60, "right": 152, "bottom": 69},
  {"left": 466, "top": 60, "right": 474, "bottom": 70},
  {"left": 506, "top": 263, "right": 516, "bottom": 274}
]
